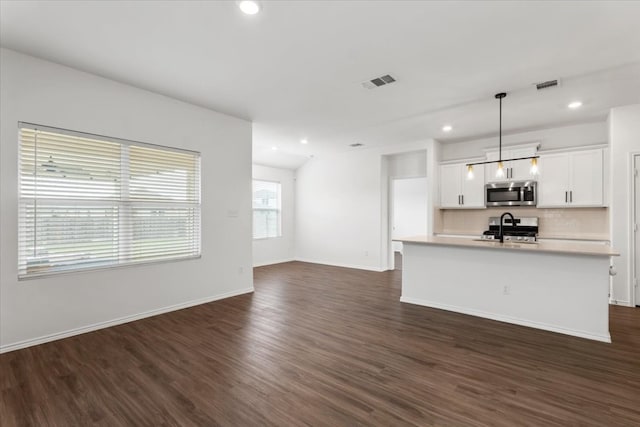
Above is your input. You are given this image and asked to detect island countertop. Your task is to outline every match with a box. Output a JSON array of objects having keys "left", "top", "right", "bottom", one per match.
[{"left": 396, "top": 235, "right": 619, "bottom": 257}]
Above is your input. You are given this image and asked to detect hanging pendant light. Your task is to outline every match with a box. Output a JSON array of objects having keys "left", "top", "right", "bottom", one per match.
[
  {"left": 466, "top": 92, "right": 539, "bottom": 180},
  {"left": 530, "top": 157, "right": 539, "bottom": 176}
]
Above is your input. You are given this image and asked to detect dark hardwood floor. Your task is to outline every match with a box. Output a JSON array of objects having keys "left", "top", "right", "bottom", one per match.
[{"left": 2, "top": 259, "right": 639, "bottom": 426}]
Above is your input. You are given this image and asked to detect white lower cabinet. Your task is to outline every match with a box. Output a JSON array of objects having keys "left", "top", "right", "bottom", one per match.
[
  {"left": 537, "top": 148, "right": 604, "bottom": 207},
  {"left": 440, "top": 163, "right": 485, "bottom": 208}
]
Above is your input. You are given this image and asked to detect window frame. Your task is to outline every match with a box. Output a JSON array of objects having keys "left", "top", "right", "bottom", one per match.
[
  {"left": 17, "top": 122, "right": 202, "bottom": 280},
  {"left": 252, "top": 179, "right": 282, "bottom": 240}
]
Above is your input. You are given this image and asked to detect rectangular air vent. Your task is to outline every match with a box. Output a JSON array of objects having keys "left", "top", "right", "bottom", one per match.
[
  {"left": 349, "top": 143, "right": 364, "bottom": 147},
  {"left": 362, "top": 74, "right": 396, "bottom": 89},
  {"left": 536, "top": 79, "right": 560, "bottom": 90}
]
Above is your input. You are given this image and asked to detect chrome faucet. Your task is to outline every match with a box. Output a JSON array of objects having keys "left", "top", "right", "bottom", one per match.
[{"left": 499, "top": 212, "right": 515, "bottom": 243}]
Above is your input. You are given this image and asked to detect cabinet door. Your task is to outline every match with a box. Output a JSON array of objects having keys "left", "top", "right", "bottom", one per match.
[
  {"left": 509, "top": 148, "right": 537, "bottom": 181},
  {"left": 440, "top": 164, "right": 461, "bottom": 208},
  {"left": 462, "top": 163, "right": 486, "bottom": 207},
  {"left": 569, "top": 149, "right": 603, "bottom": 206},
  {"left": 537, "top": 153, "right": 569, "bottom": 207},
  {"left": 484, "top": 151, "right": 503, "bottom": 182}
]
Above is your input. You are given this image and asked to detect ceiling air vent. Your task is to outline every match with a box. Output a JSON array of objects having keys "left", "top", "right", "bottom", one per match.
[
  {"left": 349, "top": 143, "right": 364, "bottom": 147},
  {"left": 362, "top": 74, "right": 396, "bottom": 89},
  {"left": 536, "top": 79, "right": 560, "bottom": 90}
]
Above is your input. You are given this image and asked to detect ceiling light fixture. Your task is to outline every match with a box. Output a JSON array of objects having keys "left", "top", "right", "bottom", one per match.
[
  {"left": 568, "top": 101, "right": 582, "bottom": 109},
  {"left": 466, "top": 92, "right": 539, "bottom": 180},
  {"left": 300, "top": 139, "right": 308, "bottom": 144},
  {"left": 238, "top": 1, "right": 260, "bottom": 15},
  {"left": 442, "top": 125, "right": 453, "bottom": 132}
]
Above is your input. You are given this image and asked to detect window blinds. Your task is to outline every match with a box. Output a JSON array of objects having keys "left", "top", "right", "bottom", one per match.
[{"left": 18, "top": 124, "right": 201, "bottom": 279}]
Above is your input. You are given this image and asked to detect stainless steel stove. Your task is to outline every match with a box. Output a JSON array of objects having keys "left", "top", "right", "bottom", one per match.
[{"left": 480, "top": 216, "right": 539, "bottom": 243}]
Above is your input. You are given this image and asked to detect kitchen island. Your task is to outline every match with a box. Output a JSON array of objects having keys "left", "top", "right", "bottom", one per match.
[{"left": 397, "top": 236, "right": 619, "bottom": 342}]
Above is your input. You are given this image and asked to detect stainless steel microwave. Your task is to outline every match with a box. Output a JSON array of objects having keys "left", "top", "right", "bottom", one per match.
[{"left": 485, "top": 181, "right": 537, "bottom": 207}]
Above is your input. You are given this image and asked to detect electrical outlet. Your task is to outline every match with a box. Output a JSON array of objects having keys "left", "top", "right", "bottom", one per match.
[{"left": 502, "top": 285, "right": 510, "bottom": 295}]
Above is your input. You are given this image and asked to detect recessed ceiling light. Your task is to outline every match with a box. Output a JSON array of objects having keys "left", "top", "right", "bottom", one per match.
[
  {"left": 271, "top": 146, "right": 278, "bottom": 151},
  {"left": 568, "top": 101, "right": 582, "bottom": 109},
  {"left": 442, "top": 125, "right": 453, "bottom": 132},
  {"left": 300, "top": 139, "right": 308, "bottom": 144},
  {"left": 238, "top": 1, "right": 260, "bottom": 15}
]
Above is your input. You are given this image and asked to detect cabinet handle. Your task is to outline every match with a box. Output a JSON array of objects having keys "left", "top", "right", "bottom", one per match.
[
  {"left": 461, "top": 195, "right": 464, "bottom": 205},
  {"left": 565, "top": 191, "right": 568, "bottom": 203},
  {"left": 570, "top": 191, "right": 573, "bottom": 203},
  {"left": 458, "top": 195, "right": 461, "bottom": 205}
]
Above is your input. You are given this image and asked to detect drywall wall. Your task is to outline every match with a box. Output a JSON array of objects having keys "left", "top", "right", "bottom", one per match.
[
  {"left": 252, "top": 164, "right": 295, "bottom": 266},
  {"left": 295, "top": 141, "right": 432, "bottom": 271},
  {"left": 609, "top": 103, "right": 640, "bottom": 306},
  {"left": 0, "top": 48, "right": 253, "bottom": 352},
  {"left": 441, "top": 121, "right": 607, "bottom": 161}
]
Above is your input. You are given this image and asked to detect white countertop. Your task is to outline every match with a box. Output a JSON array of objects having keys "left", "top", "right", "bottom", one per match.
[{"left": 396, "top": 235, "right": 619, "bottom": 257}]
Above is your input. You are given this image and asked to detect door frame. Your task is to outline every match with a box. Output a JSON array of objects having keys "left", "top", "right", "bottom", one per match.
[{"left": 632, "top": 152, "right": 640, "bottom": 307}]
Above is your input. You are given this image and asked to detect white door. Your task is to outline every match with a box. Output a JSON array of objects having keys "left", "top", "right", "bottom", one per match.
[
  {"left": 537, "top": 153, "right": 569, "bottom": 207},
  {"left": 570, "top": 149, "right": 604, "bottom": 206},
  {"left": 635, "top": 155, "right": 640, "bottom": 306},
  {"left": 392, "top": 177, "right": 428, "bottom": 243}
]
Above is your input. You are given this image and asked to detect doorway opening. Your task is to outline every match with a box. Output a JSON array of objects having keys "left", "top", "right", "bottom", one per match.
[{"left": 389, "top": 177, "right": 428, "bottom": 270}]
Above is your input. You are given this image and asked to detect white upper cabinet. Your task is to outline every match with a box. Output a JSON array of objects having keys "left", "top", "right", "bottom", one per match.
[
  {"left": 440, "top": 163, "right": 485, "bottom": 209},
  {"left": 537, "top": 148, "right": 604, "bottom": 208},
  {"left": 485, "top": 146, "right": 539, "bottom": 182}
]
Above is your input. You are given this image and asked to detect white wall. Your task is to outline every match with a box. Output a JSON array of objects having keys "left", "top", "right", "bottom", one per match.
[
  {"left": 609, "top": 103, "right": 640, "bottom": 306},
  {"left": 441, "top": 121, "right": 607, "bottom": 161},
  {"left": 295, "top": 141, "right": 432, "bottom": 271},
  {"left": 0, "top": 49, "right": 253, "bottom": 352},
  {"left": 252, "top": 164, "right": 295, "bottom": 266}
]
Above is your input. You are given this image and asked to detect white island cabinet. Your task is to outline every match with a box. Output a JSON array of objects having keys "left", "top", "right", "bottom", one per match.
[{"left": 397, "top": 236, "right": 618, "bottom": 342}]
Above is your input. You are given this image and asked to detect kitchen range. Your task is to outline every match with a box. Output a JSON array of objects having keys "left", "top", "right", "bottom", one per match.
[{"left": 479, "top": 216, "right": 538, "bottom": 243}]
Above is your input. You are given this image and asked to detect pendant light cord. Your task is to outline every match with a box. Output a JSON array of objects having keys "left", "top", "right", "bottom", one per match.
[{"left": 499, "top": 95, "right": 502, "bottom": 162}]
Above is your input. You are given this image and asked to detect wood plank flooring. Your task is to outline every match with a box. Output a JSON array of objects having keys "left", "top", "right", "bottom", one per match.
[{"left": 1, "top": 259, "right": 640, "bottom": 426}]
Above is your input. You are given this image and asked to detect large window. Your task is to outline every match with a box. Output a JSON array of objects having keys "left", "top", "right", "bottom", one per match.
[
  {"left": 252, "top": 180, "right": 281, "bottom": 239},
  {"left": 18, "top": 123, "right": 201, "bottom": 279}
]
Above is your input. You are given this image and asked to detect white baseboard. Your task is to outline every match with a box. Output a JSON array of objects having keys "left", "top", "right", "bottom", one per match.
[
  {"left": 253, "top": 258, "right": 295, "bottom": 267},
  {"left": 609, "top": 299, "right": 633, "bottom": 307},
  {"left": 400, "top": 296, "right": 612, "bottom": 343},
  {"left": 294, "top": 258, "right": 385, "bottom": 272},
  {"left": 0, "top": 287, "right": 255, "bottom": 354}
]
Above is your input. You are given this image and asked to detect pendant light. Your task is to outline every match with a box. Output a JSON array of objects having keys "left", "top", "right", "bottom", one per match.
[{"left": 466, "top": 92, "right": 539, "bottom": 180}]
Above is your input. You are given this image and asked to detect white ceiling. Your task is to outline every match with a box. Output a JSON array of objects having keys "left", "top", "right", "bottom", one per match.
[{"left": 1, "top": 1, "right": 639, "bottom": 169}]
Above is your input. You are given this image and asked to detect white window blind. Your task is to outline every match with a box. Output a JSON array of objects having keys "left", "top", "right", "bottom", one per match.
[
  {"left": 252, "top": 180, "right": 281, "bottom": 239},
  {"left": 18, "top": 123, "right": 201, "bottom": 279}
]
